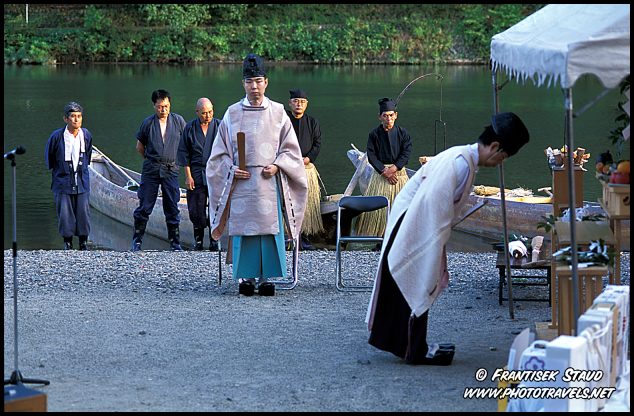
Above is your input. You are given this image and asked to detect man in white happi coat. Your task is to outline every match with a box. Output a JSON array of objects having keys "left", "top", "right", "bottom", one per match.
[
  {"left": 206, "top": 53, "right": 308, "bottom": 297},
  {"left": 366, "top": 112, "right": 530, "bottom": 365}
]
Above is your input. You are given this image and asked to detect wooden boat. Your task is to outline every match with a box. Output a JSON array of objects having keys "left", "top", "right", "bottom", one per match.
[
  {"left": 336, "top": 146, "right": 613, "bottom": 241},
  {"left": 88, "top": 146, "right": 195, "bottom": 247}
]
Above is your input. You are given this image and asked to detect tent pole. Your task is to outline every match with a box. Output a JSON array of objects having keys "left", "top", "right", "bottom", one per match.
[
  {"left": 564, "top": 88, "right": 580, "bottom": 334},
  {"left": 492, "top": 70, "right": 515, "bottom": 319}
]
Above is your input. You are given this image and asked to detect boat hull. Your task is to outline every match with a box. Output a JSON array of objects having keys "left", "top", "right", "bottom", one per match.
[{"left": 88, "top": 154, "right": 195, "bottom": 248}]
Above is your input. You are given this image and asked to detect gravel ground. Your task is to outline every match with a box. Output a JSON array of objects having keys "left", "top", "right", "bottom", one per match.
[{"left": 4, "top": 249, "right": 630, "bottom": 412}]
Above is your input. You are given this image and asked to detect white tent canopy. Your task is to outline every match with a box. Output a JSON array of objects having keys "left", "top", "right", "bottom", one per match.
[
  {"left": 489, "top": 4, "right": 630, "bottom": 327},
  {"left": 491, "top": 4, "right": 630, "bottom": 89}
]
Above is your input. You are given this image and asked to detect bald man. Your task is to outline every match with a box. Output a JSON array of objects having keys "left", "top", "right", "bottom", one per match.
[{"left": 177, "top": 97, "right": 221, "bottom": 251}]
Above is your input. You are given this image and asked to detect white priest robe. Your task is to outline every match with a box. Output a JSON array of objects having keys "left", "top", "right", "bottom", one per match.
[
  {"left": 206, "top": 97, "right": 308, "bottom": 241},
  {"left": 367, "top": 144, "right": 478, "bottom": 326}
]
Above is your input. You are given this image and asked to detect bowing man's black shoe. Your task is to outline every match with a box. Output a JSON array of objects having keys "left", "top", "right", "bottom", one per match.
[
  {"left": 409, "top": 344, "right": 455, "bottom": 366},
  {"left": 63, "top": 237, "right": 73, "bottom": 250},
  {"left": 238, "top": 281, "right": 255, "bottom": 296},
  {"left": 437, "top": 343, "right": 455, "bottom": 351},
  {"left": 258, "top": 282, "right": 275, "bottom": 296}
]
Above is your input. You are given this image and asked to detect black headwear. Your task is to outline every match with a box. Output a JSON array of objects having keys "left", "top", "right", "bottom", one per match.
[
  {"left": 243, "top": 53, "right": 266, "bottom": 79},
  {"left": 289, "top": 89, "right": 308, "bottom": 99},
  {"left": 491, "top": 112, "right": 530, "bottom": 157},
  {"left": 378, "top": 98, "right": 397, "bottom": 114}
]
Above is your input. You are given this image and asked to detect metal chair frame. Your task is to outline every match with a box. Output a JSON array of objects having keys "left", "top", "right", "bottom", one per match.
[
  {"left": 335, "top": 195, "right": 389, "bottom": 291},
  {"left": 268, "top": 236, "right": 299, "bottom": 290}
]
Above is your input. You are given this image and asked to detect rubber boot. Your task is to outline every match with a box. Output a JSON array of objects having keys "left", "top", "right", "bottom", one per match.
[
  {"left": 168, "top": 223, "right": 183, "bottom": 251},
  {"left": 209, "top": 235, "right": 219, "bottom": 252},
  {"left": 78, "top": 235, "right": 88, "bottom": 251},
  {"left": 63, "top": 236, "right": 73, "bottom": 250},
  {"left": 193, "top": 227, "right": 205, "bottom": 251},
  {"left": 131, "top": 219, "right": 147, "bottom": 252}
]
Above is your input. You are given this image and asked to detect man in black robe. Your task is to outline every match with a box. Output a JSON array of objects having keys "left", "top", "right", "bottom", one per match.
[
  {"left": 286, "top": 88, "right": 323, "bottom": 250},
  {"left": 356, "top": 98, "right": 412, "bottom": 240}
]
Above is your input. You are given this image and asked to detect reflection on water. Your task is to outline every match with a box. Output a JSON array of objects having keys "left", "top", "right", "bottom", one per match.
[
  {"left": 89, "top": 208, "right": 172, "bottom": 252},
  {"left": 90, "top": 206, "right": 495, "bottom": 252},
  {"left": 4, "top": 64, "right": 628, "bottom": 250}
]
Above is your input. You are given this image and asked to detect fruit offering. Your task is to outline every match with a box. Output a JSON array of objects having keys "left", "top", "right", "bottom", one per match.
[
  {"left": 597, "top": 159, "right": 630, "bottom": 184},
  {"left": 609, "top": 160, "right": 630, "bottom": 184}
]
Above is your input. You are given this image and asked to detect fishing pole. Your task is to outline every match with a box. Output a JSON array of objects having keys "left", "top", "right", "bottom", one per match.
[{"left": 395, "top": 73, "right": 446, "bottom": 155}]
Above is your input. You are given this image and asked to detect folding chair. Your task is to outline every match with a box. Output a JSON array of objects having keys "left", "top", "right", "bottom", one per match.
[
  {"left": 268, "top": 236, "right": 299, "bottom": 290},
  {"left": 335, "top": 195, "right": 389, "bottom": 291}
]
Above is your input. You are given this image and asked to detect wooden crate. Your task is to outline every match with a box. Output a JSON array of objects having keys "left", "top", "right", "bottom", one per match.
[
  {"left": 601, "top": 182, "right": 630, "bottom": 216},
  {"left": 556, "top": 264, "right": 608, "bottom": 336},
  {"left": 551, "top": 167, "right": 584, "bottom": 215}
]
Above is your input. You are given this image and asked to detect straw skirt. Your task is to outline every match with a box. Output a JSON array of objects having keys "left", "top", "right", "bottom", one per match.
[
  {"left": 302, "top": 162, "right": 325, "bottom": 236},
  {"left": 355, "top": 165, "right": 408, "bottom": 237}
]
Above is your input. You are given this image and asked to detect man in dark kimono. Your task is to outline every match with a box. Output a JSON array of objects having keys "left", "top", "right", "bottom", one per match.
[
  {"left": 356, "top": 98, "right": 412, "bottom": 239},
  {"left": 366, "top": 112, "right": 530, "bottom": 365},
  {"left": 45, "top": 101, "right": 93, "bottom": 250},
  {"left": 131, "top": 89, "right": 186, "bottom": 251},
  {"left": 177, "top": 97, "right": 221, "bottom": 251},
  {"left": 285, "top": 88, "right": 323, "bottom": 250}
]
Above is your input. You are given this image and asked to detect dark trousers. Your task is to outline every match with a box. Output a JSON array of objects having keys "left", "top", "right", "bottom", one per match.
[
  {"left": 368, "top": 214, "right": 430, "bottom": 363},
  {"left": 133, "top": 174, "right": 180, "bottom": 225},
  {"left": 54, "top": 192, "right": 91, "bottom": 238},
  {"left": 186, "top": 186, "right": 209, "bottom": 229}
]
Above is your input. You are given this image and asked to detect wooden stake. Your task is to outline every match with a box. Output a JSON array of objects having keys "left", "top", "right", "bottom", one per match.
[{"left": 237, "top": 132, "right": 246, "bottom": 170}]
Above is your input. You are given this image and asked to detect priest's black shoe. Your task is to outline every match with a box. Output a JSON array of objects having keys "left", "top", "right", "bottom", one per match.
[
  {"left": 238, "top": 281, "right": 255, "bottom": 296},
  {"left": 258, "top": 282, "right": 275, "bottom": 296}
]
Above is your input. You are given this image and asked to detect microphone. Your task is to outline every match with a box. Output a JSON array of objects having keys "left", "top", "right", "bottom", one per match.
[{"left": 4, "top": 146, "right": 26, "bottom": 160}]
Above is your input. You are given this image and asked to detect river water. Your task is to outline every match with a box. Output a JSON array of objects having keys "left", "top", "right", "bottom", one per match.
[{"left": 3, "top": 64, "right": 627, "bottom": 250}]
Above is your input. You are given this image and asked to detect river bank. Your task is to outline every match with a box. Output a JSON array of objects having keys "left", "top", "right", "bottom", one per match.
[{"left": 3, "top": 249, "right": 630, "bottom": 411}]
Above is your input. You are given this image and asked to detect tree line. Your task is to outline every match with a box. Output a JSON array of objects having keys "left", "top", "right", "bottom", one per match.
[{"left": 4, "top": 4, "right": 543, "bottom": 65}]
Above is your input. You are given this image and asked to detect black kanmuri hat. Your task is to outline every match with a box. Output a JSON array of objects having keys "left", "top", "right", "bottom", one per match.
[
  {"left": 243, "top": 53, "right": 266, "bottom": 79},
  {"left": 289, "top": 88, "right": 308, "bottom": 99},
  {"left": 378, "top": 97, "right": 397, "bottom": 114},
  {"left": 491, "top": 112, "right": 530, "bottom": 157}
]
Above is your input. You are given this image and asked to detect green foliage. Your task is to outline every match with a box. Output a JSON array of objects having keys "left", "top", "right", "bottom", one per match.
[
  {"left": 536, "top": 214, "right": 557, "bottom": 234},
  {"left": 553, "top": 239, "right": 615, "bottom": 267},
  {"left": 608, "top": 76, "right": 630, "bottom": 161},
  {"left": 3, "top": 4, "right": 543, "bottom": 65},
  {"left": 84, "top": 5, "right": 112, "bottom": 31},
  {"left": 139, "top": 4, "right": 209, "bottom": 30},
  {"left": 142, "top": 32, "right": 182, "bottom": 63},
  {"left": 454, "top": 4, "right": 537, "bottom": 60}
]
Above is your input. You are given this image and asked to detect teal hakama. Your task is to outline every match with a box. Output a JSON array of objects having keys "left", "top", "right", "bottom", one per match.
[{"left": 232, "top": 186, "right": 286, "bottom": 280}]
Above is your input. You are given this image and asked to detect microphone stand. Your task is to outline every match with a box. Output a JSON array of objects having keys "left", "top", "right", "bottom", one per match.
[{"left": 4, "top": 153, "right": 49, "bottom": 386}]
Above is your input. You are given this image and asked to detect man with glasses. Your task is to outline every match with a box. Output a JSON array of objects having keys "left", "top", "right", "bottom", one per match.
[
  {"left": 206, "top": 54, "right": 308, "bottom": 297},
  {"left": 285, "top": 88, "right": 323, "bottom": 250}
]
